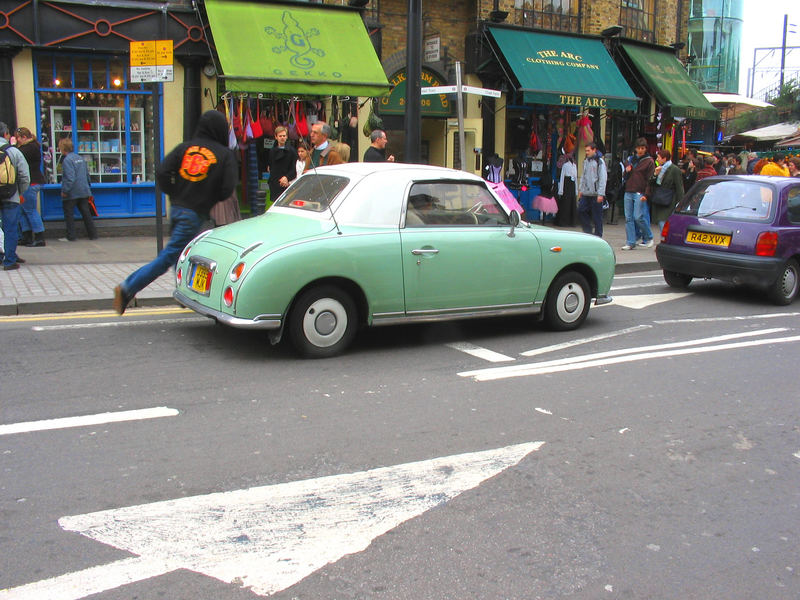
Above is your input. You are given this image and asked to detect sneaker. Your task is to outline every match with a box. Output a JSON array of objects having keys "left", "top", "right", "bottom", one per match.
[
  {"left": 113, "top": 285, "right": 130, "bottom": 316},
  {"left": 620, "top": 244, "right": 636, "bottom": 250},
  {"left": 642, "top": 239, "right": 654, "bottom": 248},
  {"left": 3, "top": 263, "right": 20, "bottom": 271}
]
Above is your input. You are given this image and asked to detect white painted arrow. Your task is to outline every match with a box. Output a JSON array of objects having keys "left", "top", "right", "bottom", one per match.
[
  {"left": 610, "top": 292, "right": 691, "bottom": 309},
  {"left": 1, "top": 442, "right": 544, "bottom": 600}
]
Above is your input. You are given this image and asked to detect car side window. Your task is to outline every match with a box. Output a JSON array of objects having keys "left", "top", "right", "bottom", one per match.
[
  {"left": 787, "top": 187, "right": 800, "bottom": 224},
  {"left": 405, "top": 182, "right": 510, "bottom": 227}
]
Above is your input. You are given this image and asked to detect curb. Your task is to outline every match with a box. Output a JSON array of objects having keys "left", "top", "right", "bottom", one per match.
[{"left": 1, "top": 293, "right": 177, "bottom": 316}]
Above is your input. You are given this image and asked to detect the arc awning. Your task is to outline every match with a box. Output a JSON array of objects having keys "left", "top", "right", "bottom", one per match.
[
  {"left": 204, "top": 0, "right": 390, "bottom": 97},
  {"left": 621, "top": 44, "right": 719, "bottom": 120},
  {"left": 487, "top": 26, "right": 638, "bottom": 111}
]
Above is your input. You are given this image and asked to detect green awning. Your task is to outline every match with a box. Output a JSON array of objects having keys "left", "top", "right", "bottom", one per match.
[
  {"left": 621, "top": 44, "right": 719, "bottom": 120},
  {"left": 205, "top": 0, "right": 390, "bottom": 97},
  {"left": 487, "top": 27, "right": 638, "bottom": 111}
]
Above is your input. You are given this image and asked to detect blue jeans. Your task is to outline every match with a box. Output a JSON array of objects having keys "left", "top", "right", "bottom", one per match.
[
  {"left": 578, "top": 195, "right": 604, "bottom": 237},
  {"left": 121, "top": 206, "right": 204, "bottom": 299},
  {"left": 1, "top": 201, "right": 21, "bottom": 267},
  {"left": 624, "top": 191, "right": 652, "bottom": 246},
  {"left": 20, "top": 185, "right": 45, "bottom": 234}
]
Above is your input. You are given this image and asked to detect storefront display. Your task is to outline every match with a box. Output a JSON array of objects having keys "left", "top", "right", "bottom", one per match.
[{"left": 34, "top": 53, "right": 159, "bottom": 220}]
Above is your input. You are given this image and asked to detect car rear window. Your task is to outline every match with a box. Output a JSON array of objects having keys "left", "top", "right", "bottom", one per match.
[
  {"left": 274, "top": 174, "right": 350, "bottom": 212},
  {"left": 676, "top": 180, "right": 774, "bottom": 221}
]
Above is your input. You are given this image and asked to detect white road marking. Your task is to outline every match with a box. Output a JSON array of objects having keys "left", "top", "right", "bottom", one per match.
[
  {"left": 32, "top": 317, "right": 207, "bottom": 331},
  {"left": 612, "top": 273, "right": 661, "bottom": 279},
  {"left": 611, "top": 281, "right": 670, "bottom": 291},
  {"left": 521, "top": 325, "right": 651, "bottom": 357},
  {"left": 445, "top": 342, "right": 514, "bottom": 362},
  {"left": 534, "top": 408, "right": 552, "bottom": 415},
  {"left": 0, "top": 442, "right": 544, "bottom": 600},
  {"left": 610, "top": 293, "right": 692, "bottom": 309},
  {"left": 654, "top": 312, "right": 800, "bottom": 324},
  {"left": 0, "top": 407, "right": 179, "bottom": 436},
  {"left": 459, "top": 328, "right": 793, "bottom": 381}
]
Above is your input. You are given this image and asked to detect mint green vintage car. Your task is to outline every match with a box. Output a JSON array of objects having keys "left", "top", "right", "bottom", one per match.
[{"left": 174, "top": 163, "right": 614, "bottom": 357}]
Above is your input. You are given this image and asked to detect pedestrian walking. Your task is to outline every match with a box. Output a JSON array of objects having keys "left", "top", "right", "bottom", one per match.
[
  {"left": 647, "top": 149, "right": 684, "bottom": 231},
  {"left": 113, "top": 110, "right": 237, "bottom": 315},
  {"left": 305, "top": 122, "right": 344, "bottom": 171},
  {"left": 266, "top": 125, "right": 297, "bottom": 205},
  {"left": 58, "top": 136, "right": 97, "bottom": 241},
  {"left": 621, "top": 138, "right": 655, "bottom": 250},
  {"left": 362, "top": 130, "right": 395, "bottom": 162},
  {"left": 577, "top": 142, "right": 607, "bottom": 237},
  {"left": 14, "top": 127, "right": 46, "bottom": 246},
  {"left": 0, "top": 121, "right": 31, "bottom": 270}
]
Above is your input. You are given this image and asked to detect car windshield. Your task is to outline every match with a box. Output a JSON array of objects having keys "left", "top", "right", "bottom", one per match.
[
  {"left": 676, "top": 180, "right": 774, "bottom": 221},
  {"left": 274, "top": 174, "right": 350, "bottom": 213}
]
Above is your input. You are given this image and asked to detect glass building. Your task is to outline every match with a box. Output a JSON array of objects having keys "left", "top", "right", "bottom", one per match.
[{"left": 687, "top": 0, "right": 744, "bottom": 93}]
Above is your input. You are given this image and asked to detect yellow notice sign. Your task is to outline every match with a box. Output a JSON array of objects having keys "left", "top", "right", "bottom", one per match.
[
  {"left": 156, "top": 40, "right": 173, "bottom": 66},
  {"left": 130, "top": 41, "right": 156, "bottom": 67},
  {"left": 130, "top": 41, "right": 173, "bottom": 66}
]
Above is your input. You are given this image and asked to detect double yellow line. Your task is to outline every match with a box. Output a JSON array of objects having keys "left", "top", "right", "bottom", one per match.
[{"left": 0, "top": 306, "right": 192, "bottom": 323}]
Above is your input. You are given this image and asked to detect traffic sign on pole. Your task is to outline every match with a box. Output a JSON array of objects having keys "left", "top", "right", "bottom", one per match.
[{"left": 420, "top": 85, "right": 500, "bottom": 97}]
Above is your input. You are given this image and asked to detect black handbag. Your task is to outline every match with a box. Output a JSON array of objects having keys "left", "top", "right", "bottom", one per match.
[{"left": 652, "top": 185, "right": 673, "bottom": 206}]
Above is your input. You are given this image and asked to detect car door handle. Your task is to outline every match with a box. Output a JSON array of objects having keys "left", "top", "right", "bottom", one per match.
[{"left": 411, "top": 248, "right": 439, "bottom": 255}]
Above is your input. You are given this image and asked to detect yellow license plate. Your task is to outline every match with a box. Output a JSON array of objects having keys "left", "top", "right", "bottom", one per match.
[
  {"left": 685, "top": 231, "right": 731, "bottom": 247},
  {"left": 191, "top": 264, "right": 211, "bottom": 293}
]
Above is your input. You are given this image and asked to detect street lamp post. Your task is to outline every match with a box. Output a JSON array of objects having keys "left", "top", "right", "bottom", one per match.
[{"left": 404, "top": 0, "right": 422, "bottom": 163}]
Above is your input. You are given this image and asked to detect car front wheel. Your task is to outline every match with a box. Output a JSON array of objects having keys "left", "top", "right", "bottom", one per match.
[
  {"left": 289, "top": 286, "right": 357, "bottom": 358},
  {"left": 663, "top": 270, "right": 692, "bottom": 288},
  {"left": 544, "top": 272, "right": 590, "bottom": 331},
  {"left": 768, "top": 258, "right": 799, "bottom": 306}
]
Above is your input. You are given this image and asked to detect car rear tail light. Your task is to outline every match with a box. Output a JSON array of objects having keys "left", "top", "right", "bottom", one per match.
[
  {"left": 661, "top": 221, "right": 670, "bottom": 242},
  {"left": 179, "top": 244, "right": 192, "bottom": 262},
  {"left": 223, "top": 286, "right": 234, "bottom": 307},
  {"left": 230, "top": 262, "right": 245, "bottom": 281},
  {"left": 176, "top": 268, "right": 182, "bottom": 286},
  {"left": 755, "top": 231, "right": 778, "bottom": 256}
]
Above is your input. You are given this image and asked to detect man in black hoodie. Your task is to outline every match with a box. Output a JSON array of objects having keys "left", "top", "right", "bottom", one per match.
[{"left": 113, "top": 110, "right": 237, "bottom": 315}]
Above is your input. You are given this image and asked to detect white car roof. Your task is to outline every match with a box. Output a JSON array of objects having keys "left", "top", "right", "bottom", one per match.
[{"left": 302, "top": 162, "right": 486, "bottom": 184}]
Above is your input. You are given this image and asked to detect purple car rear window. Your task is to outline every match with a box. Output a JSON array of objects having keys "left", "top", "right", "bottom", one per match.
[{"left": 677, "top": 180, "right": 774, "bottom": 221}]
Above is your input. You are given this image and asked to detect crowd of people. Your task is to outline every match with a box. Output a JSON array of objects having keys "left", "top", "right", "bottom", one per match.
[{"left": 565, "top": 142, "right": 800, "bottom": 249}]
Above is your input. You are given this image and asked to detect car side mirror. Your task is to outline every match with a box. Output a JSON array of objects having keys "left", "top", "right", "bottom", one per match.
[{"left": 508, "top": 210, "right": 520, "bottom": 237}]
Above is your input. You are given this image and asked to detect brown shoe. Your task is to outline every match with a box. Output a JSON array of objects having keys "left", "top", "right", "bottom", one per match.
[
  {"left": 15, "top": 257, "right": 25, "bottom": 264},
  {"left": 3, "top": 263, "right": 20, "bottom": 271},
  {"left": 113, "top": 285, "right": 130, "bottom": 315}
]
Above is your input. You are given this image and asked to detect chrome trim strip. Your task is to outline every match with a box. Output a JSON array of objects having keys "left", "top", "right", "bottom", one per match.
[
  {"left": 240, "top": 242, "right": 263, "bottom": 258},
  {"left": 595, "top": 295, "right": 613, "bottom": 306},
  {"left": 407, "top": 301, "right": 534, "bottom": 316},
  {"left": 174, "top": 291, "right": 281, "bottom": 330},
  {"left": 372, "top": 303, "right": 540, "bottom": 326}
]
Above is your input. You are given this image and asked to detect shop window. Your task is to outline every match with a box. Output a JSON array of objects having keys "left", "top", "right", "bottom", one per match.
[
  {"left": 34, "top": 52, "right": 156, "bottom": 185},
  {"left": 620, "top": 0, "right": 655, "bottom": 42},
  {"left": 55, "top": 57, "right": 72, "bottom": 88},
  {"left": 517, "top": 0, "right": 581, "bottom": 33}
]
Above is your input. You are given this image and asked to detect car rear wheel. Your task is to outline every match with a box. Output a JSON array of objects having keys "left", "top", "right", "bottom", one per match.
[
  {"left": 289, "top": 286, "right": 357, "bottom": 358},
  {"left": 768, "top": 258, "right": 799, "bottom": 306},
  {"left": 663, "top": 270, "right": 693, "bottom": 289},
  {"left": 544, "top": 272, "right": 590, "bottom": 331}
]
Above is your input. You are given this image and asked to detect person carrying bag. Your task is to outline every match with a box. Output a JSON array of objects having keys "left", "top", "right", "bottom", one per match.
[{"left": 648, "top": 149, "right": 684, "bottom": 231}]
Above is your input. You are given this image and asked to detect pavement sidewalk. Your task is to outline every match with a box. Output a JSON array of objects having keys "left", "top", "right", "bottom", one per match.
[{"left": 0, "top": 220, "right": 660, "bottom": 316}]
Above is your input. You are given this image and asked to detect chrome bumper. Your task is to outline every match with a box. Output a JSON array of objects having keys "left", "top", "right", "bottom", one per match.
[{"left": 173, "top": 290, "right": 282, "bottom": 330}]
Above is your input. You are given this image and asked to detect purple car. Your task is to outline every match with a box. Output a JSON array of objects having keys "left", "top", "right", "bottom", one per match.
[{"left": 656, "top": 175, "right": 800, "bottom": 305}]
